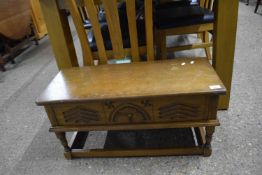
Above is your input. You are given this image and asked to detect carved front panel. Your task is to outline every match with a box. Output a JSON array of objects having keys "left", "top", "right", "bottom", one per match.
[
  {"left": 53, "top": 103, "right": 105, "bottom": 125},
  {"left": 63, "top": 107, "right": 99, "bottom": 123},
  {"left": 51, "top": 95, "right": 210, "bottom": 126},
  {"left": 153, "top": 95, "right": 209, "bottom": 122},
  {"left": 104, "top": 100, "right": 153, "bottom": 124}
]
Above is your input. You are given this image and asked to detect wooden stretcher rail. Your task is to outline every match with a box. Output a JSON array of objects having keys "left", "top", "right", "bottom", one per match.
[
  {"left": 49, "top": 120, "right": 220, "bottom": 132},
  {"left": 65, "top": 147, "right": 205, "bottom": 158},
  {"left": 63, "top": 127, "right": 209, "bottom": 159}
]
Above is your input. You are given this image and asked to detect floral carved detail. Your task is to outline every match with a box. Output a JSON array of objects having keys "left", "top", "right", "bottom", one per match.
[
  {"left": 109, "top": 103, "right": 150, "bottom": 123},
  {"left": 141, "top": 100, "right": 153, "bottom": 107},
  {"left": 159, "top": 104, "right": 200, "bottom": 120},
  {"left": 63, "top": 107, "right": 100, "bottom": 123},
  {"left": 104, "top": 101, "right": 115, "bottom": 109}
]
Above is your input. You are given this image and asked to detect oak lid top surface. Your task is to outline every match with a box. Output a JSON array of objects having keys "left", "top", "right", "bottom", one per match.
[{"left": 36, "top": 58, "right": 226, "bottom": 105}]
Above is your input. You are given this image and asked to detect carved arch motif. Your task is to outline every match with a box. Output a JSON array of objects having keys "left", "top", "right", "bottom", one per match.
[{"left": 109, "top": 103, "right": 150, "bottom": 123}]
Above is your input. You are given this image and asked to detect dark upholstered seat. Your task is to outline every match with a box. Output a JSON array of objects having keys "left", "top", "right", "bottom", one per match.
[
  {"left": 155, "top": 6, "right": 214, "bottom": 29},
  {"left": 87, "top": 1, "right": 146, "bottom": 52},
  {"left": 88, "top": 20, "right": 146, "bottom": 52},
  {"left": 154, "top": 0, "right": 214, "bottom": 60},
  {"left": 156, "top": 0, "right": 192, "bottom": 10},
  {"left": 84, "top": 10, "right": 107, "bottom": 29}
]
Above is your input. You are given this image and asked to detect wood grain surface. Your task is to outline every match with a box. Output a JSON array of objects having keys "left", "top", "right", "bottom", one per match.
[
  {"left": 36, "top": 58, "right": 226, "bottom": 105},
  {"left": 0, "top": 0, "right": 31, "bottom": 39}
]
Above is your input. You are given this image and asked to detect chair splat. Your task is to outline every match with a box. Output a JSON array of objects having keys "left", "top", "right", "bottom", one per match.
[
  {"left": 84, "top": 0, "right": 108, "bottom": 64},
  {"left": 66, "top": 0, "right": 154, "bottom": 65},
  {"left": 66, "top": 0, "right": 94, "bottom": 66}
]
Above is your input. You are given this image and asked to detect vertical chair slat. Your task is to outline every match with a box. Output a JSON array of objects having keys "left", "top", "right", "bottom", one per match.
[
  {"left": 199, "top": 0, "right": 205, "bottom": 8},
  {"left": 126, "top": 0, "right": 140, "bottom": 62},
  {"left": 78, "top": 0, "right": 89, "bottom": 18},
  {"left": 208, "top": 0, "right": 214, "bottom": 11},
  {"left": 78, "top": 7, "right": 85, "bottom": 21},
  {"left": 144, "top": 0, "right": 154, "bottom": 61},
  {"left": 66, "top": 0, "right": 93, "bottom": 66},
  {"left": 102, "top": 0, "right": 125, "bottom": 59},
  {"left": 83, "top": 7, "right": 89, "bottom": 19},
  {"left": 84, "top": 0, "right": 108, "bottom": 64},
  {"left": 205, "top": 0, "right": 209, "bottom": 9},
  {"left": 203, "top": 0, "right": 213, "bottom": 11}
]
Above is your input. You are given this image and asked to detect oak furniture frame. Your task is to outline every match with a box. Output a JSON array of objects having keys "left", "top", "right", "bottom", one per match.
[
  {"left": 37, "top": 58, "right": 226, "bottom": 159},
  {"left": 30, "top": 0, "right": 48, "bottom": 40},
  {"left": 36, "top": 0, "right": 227, "bottom": 159},
  {"left": 155, "top": 0, "right": 214, "bottom": 60},
  {"left": 67, "top": 0, "right": 154, "bottom": 64},
  {"left": 39, "top": 0, "right": 238, "bottom": 109}
]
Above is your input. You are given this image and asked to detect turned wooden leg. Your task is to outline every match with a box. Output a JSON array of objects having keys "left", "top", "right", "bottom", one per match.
[
  {"left": 55, "top": 132, "right": 72, "bottom": 159},
  {"left": 203, "top": 126, "right": 215, "bottom": 157},
  {"left": 156, "top": 30, "right": 162, "bottom": 60}
]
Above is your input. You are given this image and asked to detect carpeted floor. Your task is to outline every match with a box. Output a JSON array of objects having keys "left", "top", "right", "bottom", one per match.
[{"left": 0, "top": 2, "right": 261, "bottom": 175}]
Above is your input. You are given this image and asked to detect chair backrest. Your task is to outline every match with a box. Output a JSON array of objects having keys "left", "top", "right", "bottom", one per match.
[
  {"left": 66, "top": 0, "right": 154, "bottom": 66},
  {"left": 199, "top": 0, "right": 213, "bottom": 11},
  {"left": 78, "top": 6, "right": 89, "bottom": 22},
  {"left": 77, "top": 3, "right": 101, "bottom": 23}
]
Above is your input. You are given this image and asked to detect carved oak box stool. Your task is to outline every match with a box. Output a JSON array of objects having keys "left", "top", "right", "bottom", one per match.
[{"left": 36, "top": 58, "right": 226, "bottom": 159}]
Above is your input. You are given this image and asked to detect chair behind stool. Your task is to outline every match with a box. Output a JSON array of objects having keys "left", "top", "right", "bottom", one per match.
[
  {"left": 155, "top": 0, "right": 214, "bottom": 60},
  {"left": 255, "top": 0, "right": 261, "bottom": 13},
  {"left": 66, "top": 0, "right": 154, "bottom": 66},
  {"left": 199, "top": 0, "right": 213, "bottom": 10}
]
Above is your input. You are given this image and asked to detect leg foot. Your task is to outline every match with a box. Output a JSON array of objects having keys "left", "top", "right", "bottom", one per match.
[
  {"left": 203, "top": 126, "right": 215, "bottom": 157},
  {"left": 0, "top": 65, "right": 6, "bottom": 72},
  {"left": 55, "top": 132, "right": 72, "bottom": 159},
  {"left": 11, "top": 60, "right": 15, "bottom": 64},
  {"left": 35, "top": 39, "right": 39, "bottom": 45}
]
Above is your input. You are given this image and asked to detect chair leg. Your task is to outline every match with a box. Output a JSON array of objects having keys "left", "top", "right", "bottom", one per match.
[
  {"left": 246, "top": 0, "right": 249, "bottom": 5},
  {"left": 203, "top": 126, "right": 215, "bottom": 157},
  {"left": 0, "top": 57, "right": 6, "bottom": 72},
  {"left": 197, "top": 33, "right": 202, "bottom": 39},
  {"left": 198, "top": 32, "right": 204, "bottom": 41},
  {"left": 55, "top": 132, "right": 72, "bottom": 159},
  {"left": 0, "top": 64, "right": 5, "bottom": 72},
  {"left": 255, "top": 0, "right": 261, "bottom": 13},
  {"left": 156, "top": 30, "right": 167, "bottom": 60},
  {"left": 156, "top": 30, "right": 162, "bottom": 60},
  {"left": 203, "top": 31, "right": 212, "bottom": 60}
]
